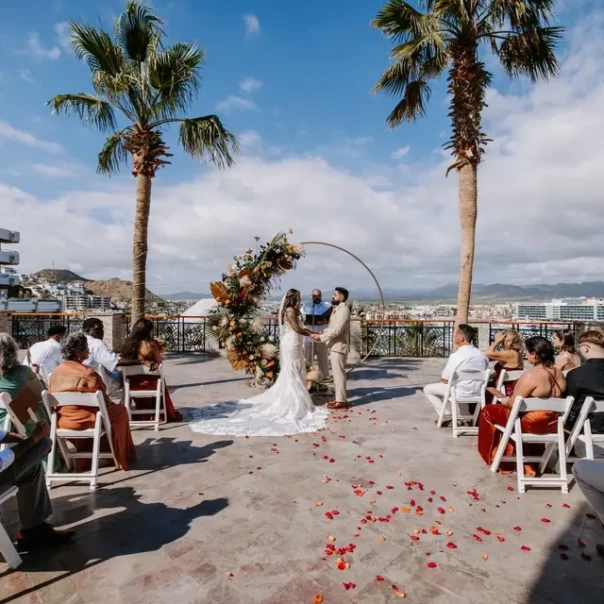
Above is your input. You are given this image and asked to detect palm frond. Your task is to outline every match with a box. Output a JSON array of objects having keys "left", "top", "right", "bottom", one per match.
[
  {"left": 372, "top": 0, "right": 432, "bottom": 41},
  {"left": 97, "top": 131, "right": 129, "bottom": 175},
  {"left": 498, "top": 26, "right": 563, "bottom": 81},
  {"left": 385, "top": 79, "right": 432, "bottom": 127},
  {"left": 46, "top": 93, "right": 117, "bottom": 132},
  {"left": 149, "top": 43, "right": 205, "bottom": 120},
  {"left": 70, "top": 22, "right": 125, "bottom": 77},
  {"left": 176, "top": 115, "right": 239, "bottom": 168},
  {"left": 115, "top": 0, "right": 163, "bottom": 63}
]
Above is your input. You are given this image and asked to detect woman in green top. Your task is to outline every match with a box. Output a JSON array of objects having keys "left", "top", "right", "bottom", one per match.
[{"left": 0, "top": 333, "right": 44, "bottom": 426}]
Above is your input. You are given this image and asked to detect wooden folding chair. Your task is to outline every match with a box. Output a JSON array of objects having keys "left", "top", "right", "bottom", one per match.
[
  {"left": 0, "top": 486, "right": 21, "bottom": 569},
  {"left": 565, "top": 397, "right": 604, "bottom": 460},
  {"left": 437, "top": 369, "right": 492, "bottom": 438},
  {"left": 42, "top": 391, "right": 117, "bottom": 491},
  {"left": 122, "top": 364, "right": 166, "bottom": 432},
  {"left": 489, "top": 396, "right": 574, "bottom": 493}
]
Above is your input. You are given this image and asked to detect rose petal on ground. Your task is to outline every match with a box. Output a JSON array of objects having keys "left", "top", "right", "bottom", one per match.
[
  {"left": 558, "top": 544, "right": 569, "bottom": 551},
  {"left": 312, "top": 595, "right": 324, "bottom": 604},
  {"left": 380, "top": 536, "right": 387, "bottom": 541},
  {"left": 327, "top": 535, "right": 336, "bottom": 542},
  {"left": 440, "top": 496, "right": 447, "bottom": 502},
  {"left": 315, "top": 501, "right": 323, "bottom": 507},
  {"left": 521, "top": 545, "right": 531, "bottom": 551},
  {"left": 336, "top": 558, "right": 350, "bottom": 571},
  {"left": 586, "top": 513, "right": 596, "bottom": 519},
  {"left": 427, "top": 562, "right": 437, "bottom": 568},
  {"left": 473, "top": 534, "right": 483, "bottom": 542},
  {"left": 438, "top": 507, "right": 446, "bottom": 514},
  {"left": 581, "top": 553, "right": 592, "bottom": 561},
  {"left": 514, "top": 526, "right": 522, "bottom": 531},
  {"left": 497, "top": 536, "right": 505, "bottom": 543},
  {"left": 325, "top": 512, "right": 334, "bottom": 520},
  {"left": 225, "top": 572, "right": 233, "bottom": 577},
  {"left": 448, "top": 506, "right": 454, "bottom": 512},
  {"left": 376, "top": 575, "right": 385, "bottom": 582},
  {"left": 562, "top": 503, "right": 571, "bottom": 508},
  {"left": 401, "top": 506, "right": 410, "bottom": 513},
  {"left": 446, "top": 542, "right": 457, "bottom": 549},
  {"left": 331, "top": 510, "right": 340, "bottom": 516},
  {"left": 410, "top": 535, "right": 420, "bottom": 541},
  {"left": 541, "top": 518, "right": 551, "bottom": 523},
  {"left": 386, "top": 485, "right": 394, "bottom": 489},
  {"left": 343, "top": 581, "right": 356, "bottom": 590},
  {"left": 410, "top": 499, "right": 416, "bottom": 507},
  {"left": 446, "top": 530, "right": 454, "bottom": 537},
  {"left": 482, "top": 554, "right": 489, "bottom": 561},
  {"left": 507, "top": 486, "right": 514, "bottom": 491},
  {"left": 578, "top": 538, "right": 587, "bottom": 548},
  {"left": 370, "top": 498, "right": 376, "bottom": 504},
  {"left": 560, "top": 552, "right": 569, "bottom": 560}
]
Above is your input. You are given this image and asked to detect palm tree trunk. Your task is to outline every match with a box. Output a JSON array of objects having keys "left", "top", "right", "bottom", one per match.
[
  {"left": 132, "top": 173, "right": 152, "bottom": 325},
  {"left": 456, "top": 162, "right": 477, "bottom": 325}
]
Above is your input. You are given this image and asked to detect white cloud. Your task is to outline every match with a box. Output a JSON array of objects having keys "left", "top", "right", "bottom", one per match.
[
  {"left": 243, "top": 13, "right": 260, "bottom": 37},
  {"left": 216, "top": 95, "right": 258, "bottom": 114},
  {"left": 19, "top": 69, "right": 35, "bottom": 84},
  {"left": 0, "top": 121, "right": 63, "bottom": 154},
  {"left": 18, "top": 32, "right": 61, "bottom": 60},
  {"left": 391, "top": 146, "right": 410, "bottom": 160},
  {"left": 33, "top": 162, "right": 81, "bottom": 178},
  {"left": 54, "top": 22, "right": 72, "bottom": 53},
  {"left": 3, "top": 16, "right": 604, "bottom": 295},
  {"left": 239, "top": 77, "right": 263, "bottom": 93}
]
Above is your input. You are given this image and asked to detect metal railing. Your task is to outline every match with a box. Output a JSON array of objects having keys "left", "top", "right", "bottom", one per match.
[
  {"left": 488, "top": 321, "right": 582, "bottom": 346},
  {"left": 362, "top": 320, "right": 456, "bottom": 357},
  {"left": 11, "top": 313, "right": 87, "bottom": 349},
  {"left": 123, "top": 316, "right": 208, "bottom": 353}
]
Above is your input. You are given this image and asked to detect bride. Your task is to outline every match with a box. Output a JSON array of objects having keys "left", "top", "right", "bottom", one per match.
[{"left": 189, "top": 289, "right": 330, "bottom": 437}]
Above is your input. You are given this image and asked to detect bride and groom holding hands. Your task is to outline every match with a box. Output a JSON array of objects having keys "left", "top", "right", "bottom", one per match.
[{"left": 189, "top": 287, "right": 351, "bottom": 437}]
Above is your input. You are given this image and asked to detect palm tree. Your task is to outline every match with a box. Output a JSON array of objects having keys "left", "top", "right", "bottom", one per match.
[
  {"left": 372, "top": 0, "right": 562, "bottom": 324},
  {"left": 47, "top": 1, "right": 238, "bottom": 323}
]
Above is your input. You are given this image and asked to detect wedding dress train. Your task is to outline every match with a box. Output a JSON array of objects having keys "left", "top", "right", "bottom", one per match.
[{"left": 189, "top": 318, "right": 329, "bottom": 437}]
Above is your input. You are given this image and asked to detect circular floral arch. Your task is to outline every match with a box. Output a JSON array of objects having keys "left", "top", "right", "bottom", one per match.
[{"left": 208, "top": 232, "right": 385, "bottom": 388}]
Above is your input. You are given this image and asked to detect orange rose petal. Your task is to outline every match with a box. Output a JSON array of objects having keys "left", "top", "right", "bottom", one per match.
[
  {"left": 401, "top": 506, "right": 410, "bottom": 513},
  {"left": 225, "top": 572, "right": 233, "bottom": 577},
  {"left": 380, "top": 536, "right": 387, "bottom": 541},
  {"left": 446, "top": 530, "right": 454, "bottom": 537},
  {"left": 482, "top": 554, "right": 489, "bottom": 561},
  {"left": 327, "top": 535, "right": 336, "bottom": 543},
  {"left": 315, "top": 501, "right": 323, "bottom": 507},
  {"left": 392, "top": 585, "right": 407, "bottom": 598},
  {"left": 312, "top": 595, "right": 324, "bottom": 604}
]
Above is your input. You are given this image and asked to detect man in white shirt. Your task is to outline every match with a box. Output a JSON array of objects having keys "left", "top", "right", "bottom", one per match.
[
  {"left": 302, "top": 289, "right": 332, "bottom": 380},
  {"left": 423, "top": 324, "right": 488, "bottom": 416},
  {"left": 23, "top": 325, "right": 67, "bottom": 384},
  {"left": 0, "top": 422, "right": 73, "bottom": 549}
]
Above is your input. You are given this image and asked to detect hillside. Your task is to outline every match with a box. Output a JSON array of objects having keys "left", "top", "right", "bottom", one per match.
[
  {"left": 34, "top": 269, "right": 163, "bottom": 305},
  {"left": 34, "top": 269, "right": 88, "bottom": 282}
]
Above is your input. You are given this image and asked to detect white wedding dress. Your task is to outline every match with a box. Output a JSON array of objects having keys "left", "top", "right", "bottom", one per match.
[{"left": 189, "top": 309, "right": 329, "bottom": 437}]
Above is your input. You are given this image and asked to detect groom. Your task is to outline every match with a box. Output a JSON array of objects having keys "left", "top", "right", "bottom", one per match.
[{"left": 312, "top": 287, "right": 351, "bottom": 410}]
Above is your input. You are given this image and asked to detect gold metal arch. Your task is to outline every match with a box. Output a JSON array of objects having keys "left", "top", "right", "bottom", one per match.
[{"left": 300, "top": 241, "right": 386, "bottom": 374}]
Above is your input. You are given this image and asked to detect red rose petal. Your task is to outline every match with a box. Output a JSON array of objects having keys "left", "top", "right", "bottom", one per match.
[
  {"left": 446, "top": 542, "right": 457, "bottom": 549},
  {"left": 331, "top": 510, "right": 340, "bottom": 516},
  {"left": 514, "top": 526, "right": 522, "bottom": 531},
  {"left": 325, "top": 512, "right": 334, "bottom": 520},
  {"left": 437, "top": 507, "right": 446, "bottom": 514},
  {"left": 342, "top": 581, "right": 356, "bottom": 590},
  {"left": 562, "top": 503, "right": 571, "bottom": 509},
  {"left": 386, "top": 485, "right": 394, "bottom": 489},
  {"left": 376, "top": 575, "right": 385, "bottom": 582},
  {"left": 541, "top": 518, "right": 551, "bottom": 523},
  {"left": 427, "top": 562, "right": 437, "bottom": 568},
  {"left": 507, "top": 486, "right": 514, "bottom": 491},
  {"left": 410, "top": 535, "right": 420, "bottom": 541},
  {"left": 521, "top": 545, "right": 531, "bottom": 552},
  {"left": 497, "top": 536, "right": 505, "bottom": 543},
  {"left": 578, "top": 538, "right": 587, "bottom": 548},
  {"left": 473, "top": 534, "right": 483, "bottom": 543}
]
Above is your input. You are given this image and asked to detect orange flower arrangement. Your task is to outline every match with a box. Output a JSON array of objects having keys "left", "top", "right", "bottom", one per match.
[{"left": 207, "top": 233, "right": 304, "bottom": 388}]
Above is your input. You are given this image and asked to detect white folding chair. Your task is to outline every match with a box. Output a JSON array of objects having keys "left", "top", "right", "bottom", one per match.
[
  {"left": 0, "top": 395, "right": 13, "bottom": 452},
  {"left": 122, "top": 364, "right": 166, "bottom": 432},
  {"left": 0, "top": 486, "right": 22, "bottom": 569},
  {"left": 566, "top": 397, "right": 604, "bottom": 460},
  {"left": 489, "top": 396, "right": 574, "bottom": 493},
  {"left": 494, "top": 369, "right": 525, "bottom": 402},
  {"left": 43, "top": 391, "right": 117, "bottom": 491},
  {"left": 437, "top": 369, "right": 491, "bottom": 438}
]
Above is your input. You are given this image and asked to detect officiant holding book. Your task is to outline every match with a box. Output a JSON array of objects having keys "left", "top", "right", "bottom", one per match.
[{"left": 302, "top": 289, "right": 332, "bottom": 380}]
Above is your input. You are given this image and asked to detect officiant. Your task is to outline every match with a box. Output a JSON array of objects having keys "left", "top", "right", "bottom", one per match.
[{"left": 302, "top": 289, "right": 331, "bottom": 380}]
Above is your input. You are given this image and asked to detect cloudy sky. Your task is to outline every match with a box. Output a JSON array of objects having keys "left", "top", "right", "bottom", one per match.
[{"left": 0, "top": 0, "right": 602, "bottom": 297}]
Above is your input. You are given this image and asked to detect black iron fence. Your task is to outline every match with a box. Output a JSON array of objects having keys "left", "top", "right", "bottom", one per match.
[
  {"left": 362, "top": 320, "right": 456, "bottom": 357},
  {"left": 11, "top": 314, "right": 86, "bottom": 349},
  {"left": 123, "top": 316, "right": 208, "bottom": 353},
  {"left": 488, "top": 322, "right": 582, "bottom": 347}
]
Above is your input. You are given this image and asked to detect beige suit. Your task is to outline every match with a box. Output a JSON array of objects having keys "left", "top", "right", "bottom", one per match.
[{"left": 320, "top": 304, "right": 351, "bottom": 403}]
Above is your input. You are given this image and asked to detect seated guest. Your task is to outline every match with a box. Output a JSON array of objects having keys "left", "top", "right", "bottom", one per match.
[
  {"left": 478, "top": 336, "right": 566, "bottom": 474},
  {"left": 553, "top": 329, "right": 581, "bottom": 373},
  {"left": 0, "top": 333, "right": 44, "bottom": 427},
  {"left": 49, "top": 334, "right": 135, "bottom": 471},
  {"left": 23, "top": 325, "right": 67, "bottom": 385},
  {"left": 81, "top": 318, "right": 142, "bottom": 403},
  {"left": 485, "top": 330, "right": 524, "bottom": 402},
  {"left": 566, "top": 330, "right": 604, "bottom": 433},
  {"left": 120, "top": 319, "right": 182, "bottom": 421},
  {"left": 572, "top": 459, "right": 604, "bottom": 558},
  {"left": 423, "top": 324, "right": 488, "bottom": 417},
  {"left": 0, "top": 420, "right": 73, "bottom": 549}
]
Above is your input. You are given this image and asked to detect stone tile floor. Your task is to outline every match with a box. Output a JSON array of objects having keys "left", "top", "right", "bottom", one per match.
[{"left": 0, "top": 356, "right": 603, "bottom": 604}]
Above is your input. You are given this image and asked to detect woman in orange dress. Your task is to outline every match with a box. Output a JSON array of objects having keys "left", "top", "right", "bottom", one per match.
[
  {"left": 478, "top": 336, "right": 566, "bottom": 474},
  {"left": 120, "top": 319, "right": 182, "bottom": 422},
  {"left": 49, "top": 333, "right": 136, "bottom": 471}
]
